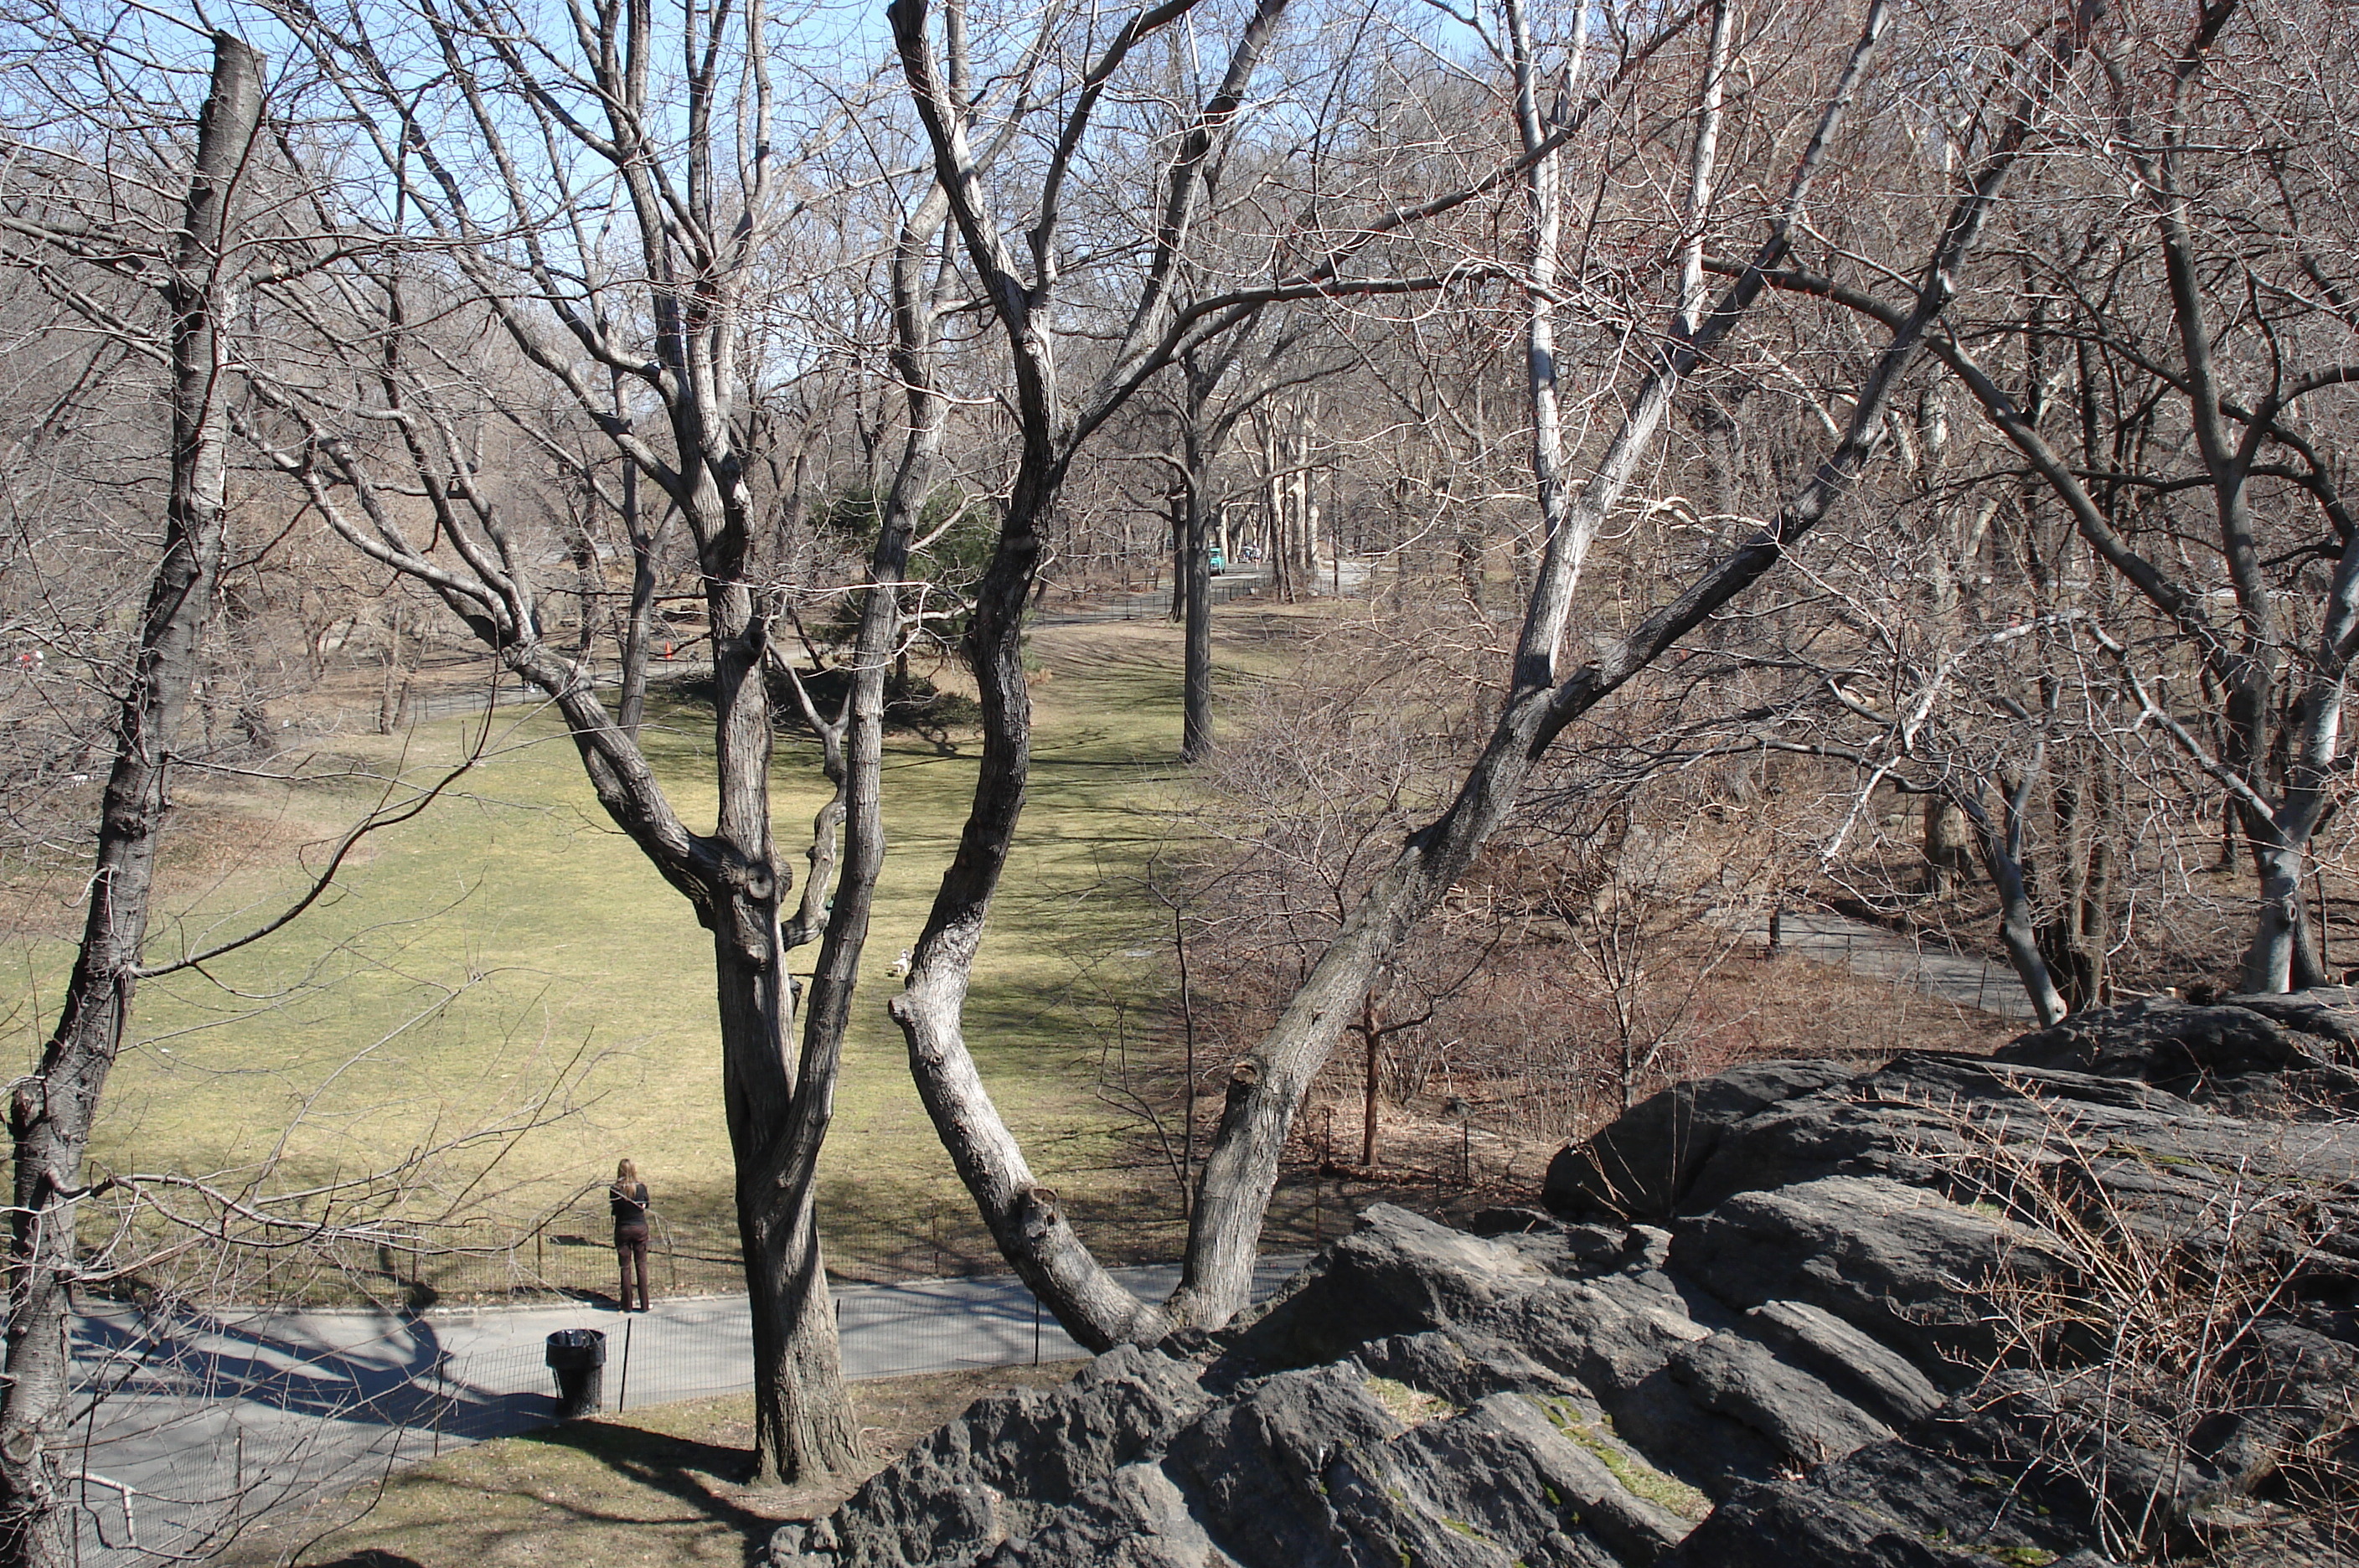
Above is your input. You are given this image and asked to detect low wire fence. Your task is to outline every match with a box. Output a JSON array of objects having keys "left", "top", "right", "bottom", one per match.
[
  {"left": 148, "top": 1193, "right": 1197, "bottom": 1313},
  {"left": 106, "top": 1141, "right": 1533, "bottom": 1318}
]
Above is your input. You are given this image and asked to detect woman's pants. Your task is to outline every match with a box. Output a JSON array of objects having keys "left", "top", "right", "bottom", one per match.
[{"left": 615, "top": 1226, "right": 650, "bottom": 1310}]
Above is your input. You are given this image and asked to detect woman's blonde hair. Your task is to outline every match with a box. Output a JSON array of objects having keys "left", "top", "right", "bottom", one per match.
[{"left": 616, "top": 1158, "right": 637, "bottom": 1183}]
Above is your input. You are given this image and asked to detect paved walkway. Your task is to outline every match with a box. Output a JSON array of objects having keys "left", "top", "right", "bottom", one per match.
[
  {"left": 68, "top": 1258, "right": 1302, "bottom": 1562},
  {"left": 1756, "top": 907, "right": 2037, "bottom": 1019}
]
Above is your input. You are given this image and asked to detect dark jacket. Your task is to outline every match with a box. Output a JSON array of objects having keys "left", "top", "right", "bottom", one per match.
[{"left": 610, "top": 1181, "right": 650, "bottom": 1232}]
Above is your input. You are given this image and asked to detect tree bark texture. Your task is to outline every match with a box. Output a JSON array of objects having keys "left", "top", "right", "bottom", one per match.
[
  {"left": 0, "top": 35, "right": 265, "bottom": 1567},
  {"left": 1181, "top": 425, "right": 1215, "bottom": 760}
]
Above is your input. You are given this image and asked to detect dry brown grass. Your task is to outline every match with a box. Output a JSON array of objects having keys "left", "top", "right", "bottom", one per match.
[
  {"left": 1278, "top": 933, "right": 2021, "bottom": 1189},
  {"left": 214, "top": 1360, "right": 1085, "bottom": 1568}
]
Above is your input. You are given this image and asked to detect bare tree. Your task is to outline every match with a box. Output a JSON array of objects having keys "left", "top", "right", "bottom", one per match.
[
  {"left": 884, "top": 0, "right": 1319, "bottom": 1347},
  {"left": 1158, "top": 311, "right": 1345, "bottom": 758},
  {"left": 0, "top": 34, "right": 268, "bottom": 1565},
  {"left": 249, "top": 0, "right": 889, "bottom": 1479},
  {"left": 1753, "top": 0, "right": 2359, "bottom": 995},
  {"left": 878, "top": 0, "right": 2112, "bottom": 1348}
]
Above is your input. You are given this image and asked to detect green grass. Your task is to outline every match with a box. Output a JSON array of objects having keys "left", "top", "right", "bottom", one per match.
[
  {"left": 1363, "top": 1375, "right": 1456, "bottom": 1429},
  {"left": 4, "top": 618, "right": 1237, "bottom": 1291}
]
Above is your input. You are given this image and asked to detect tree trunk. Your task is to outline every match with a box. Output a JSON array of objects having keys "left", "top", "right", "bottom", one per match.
[
  {"left": 567, "top": 516, "right": 599, "bottom": 661},
  {"left": 1358, "top": 994, "right": 1381, "bottom": 1168},
  {"left": 613, "top": 371, "right": 657, "bottom": 740},
  {"left": 377, "top": 602, "right": 407, "bottom": 735},
  {"left": 2243, "top": 833, "right": 2324, "bottom": 994},
  {"left": 1181, "top": 438, "right": 1213, "bottom": 761},
  {"left": 1167, "top": 482, "right": 1187, "bottom": 623},
  {"left": 717, "top": 936, "right": 856, "bottom": 1483},
  {"left": 1302, "top": 420, "right": 1320, "bottom": 585},
  {"left": 1922, "top": 796, "right": 1974, "bottom": 894},
  {"left": 1259, "top": 419, "right": 1288, "bottom": 603},
  {"left": 1987, "top": 846, "right": 2070, "bottom": 1029},
  {"left": 889, "top": 476, "right": 1181, "bottom": 1350},
  {"left": 704, "top": 465, "right": 859, "bottom": 1478},
  {"left": 2036, "top": 756, "right": 2116, "bottom": 1011},
  {"left": 0, "top": 35, "right": 264, "bottom": 1567},
  {"left": 741, "top": 178, "right": 941, "bottom": 1474},
  {"left": 741, "top": 1179, "right": 847, "bottom": 1475},
  {"left": 711, "top": 857, "right": 858, "bottom": 1483}
]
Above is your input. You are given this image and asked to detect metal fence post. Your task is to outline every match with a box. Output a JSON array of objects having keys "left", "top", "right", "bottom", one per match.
[{"left": 617, "top": 1315, "right": 632, "bottom": 1412}]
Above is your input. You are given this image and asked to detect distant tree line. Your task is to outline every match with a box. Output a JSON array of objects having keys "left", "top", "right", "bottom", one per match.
[{"left": 4, "top": 0, "right": 2355, "bottom": 1560}]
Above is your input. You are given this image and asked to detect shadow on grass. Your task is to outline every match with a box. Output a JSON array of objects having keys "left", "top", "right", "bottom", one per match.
[{"left": 514, "top": 1417, "right": 776, "bottom": 1540}]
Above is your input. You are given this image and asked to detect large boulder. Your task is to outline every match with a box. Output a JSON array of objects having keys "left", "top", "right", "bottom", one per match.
[
  {"left": 1541, "top": 1060, "right": 1857, "bottom": 1221},
  {"left": 1994, "top": 991, "right": 2359, "bottom": 1117},
  {"left": 1998, "top": 998, "right": 2331, "bottom": 1083},
  {"left": 792, "top": 1346, "right": 1212, "bottom": 1568},
  {"left": 773, "top": 993, "right": 2359, "bottom": 1568}
]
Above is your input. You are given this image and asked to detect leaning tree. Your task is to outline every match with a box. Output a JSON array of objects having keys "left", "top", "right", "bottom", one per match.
[{"left": 883, "top": 0, "right": 2111, "bottom": 1344}]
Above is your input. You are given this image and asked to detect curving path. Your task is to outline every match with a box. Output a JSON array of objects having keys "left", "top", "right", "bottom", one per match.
[{"left": 67, "top": 1257, "right": 1302, "bottom": 1564}]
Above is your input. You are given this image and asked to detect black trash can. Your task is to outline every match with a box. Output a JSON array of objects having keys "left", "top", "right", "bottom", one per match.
[{"left": 545, "top": 1328, "right": 606, "bottom": 1419}]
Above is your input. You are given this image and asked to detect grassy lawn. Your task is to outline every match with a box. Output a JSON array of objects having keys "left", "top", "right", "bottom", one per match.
[
  {"left": 212, "top": 1361, "right": 1087, "bottom": 1568},
  {"left": 3, "top": 615, "right": 1263, "bottom": 1292},
  {"left": 4, "top": 591, "right": 2008, "bottom": 1304}
]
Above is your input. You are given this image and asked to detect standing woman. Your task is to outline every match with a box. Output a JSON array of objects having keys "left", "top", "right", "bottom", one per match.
[{"left": 610, "top": 1158, "right": 652, "bottom": 1312}]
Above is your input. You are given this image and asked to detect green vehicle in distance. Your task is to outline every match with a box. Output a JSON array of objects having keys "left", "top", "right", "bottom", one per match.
[{"left": 1208, "top": 544, "right": 1227, "bottom": 575}]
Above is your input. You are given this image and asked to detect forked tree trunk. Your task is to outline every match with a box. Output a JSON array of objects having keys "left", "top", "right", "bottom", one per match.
[
  {"left": 697, "top": 444, "right": 861, "bottom": 1478},
  {"left": 886, "top": 0, "right": 1953, "bottom": 1345},
  {"left": 890, "top": 473, "right": 1185, "bottom": 1348},
  {"left": 2036, "top": 755, "right": 2117, "bottom": 1010},
  {"left": 2243, "top": 829, "right": 2331, "bottom": 994},
  {"left": 457, "top": 451, "right": 865, "bottom": 1487},
  {"left": 729, "top": 162, "right": 949, "bottom": 1478},
  {"left": 0, "top": 35, "right": 264, "bottom": 1567},
  {"left": 715, "top": 941, "right": 855, "bottom": 1479}
]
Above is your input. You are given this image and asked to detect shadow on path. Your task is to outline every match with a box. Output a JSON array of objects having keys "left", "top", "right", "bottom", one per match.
[
  {"left": 74, "top": 1307, "right": 452, "bottom": 1428},
  {"left": 75, "top": 1303, "right": 559, "bottom": 1437}
]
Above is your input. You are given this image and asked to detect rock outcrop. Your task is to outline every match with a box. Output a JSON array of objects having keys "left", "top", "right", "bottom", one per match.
[{"left": 772, "top": 993, "right": 2359, "bottom": 1568}]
